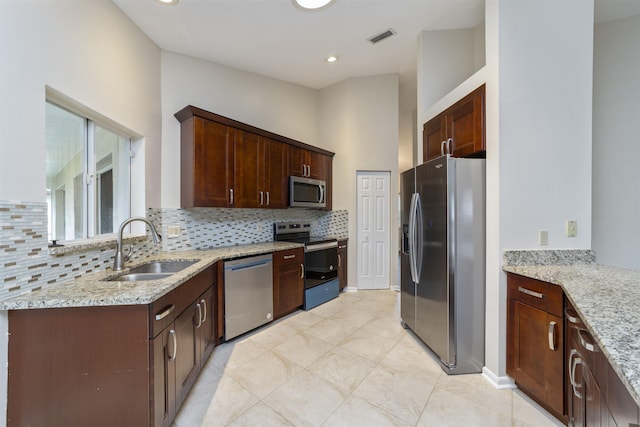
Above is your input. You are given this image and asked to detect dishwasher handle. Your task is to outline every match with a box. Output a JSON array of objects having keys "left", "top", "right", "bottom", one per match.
[{"left": 225, "top": 259, "right": 272, "bottom": 272}]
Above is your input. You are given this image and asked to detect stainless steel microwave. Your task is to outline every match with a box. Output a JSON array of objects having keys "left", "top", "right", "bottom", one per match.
[{"left": 289, "top": 176, "right": 326, "bottom": 208}]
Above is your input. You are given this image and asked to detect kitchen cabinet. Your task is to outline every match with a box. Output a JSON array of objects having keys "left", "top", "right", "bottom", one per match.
[
  {"left": 175, "top": 105, "right": 334, "bottom": 210},
  {"left": 8, "top": 265, "right": 216, "bottom": 427},
  {"left": 423, "top": 84, "right": 485, "bottom": 162},
  {"left": 234, "top": 131, "right": 290, "bottom": 209},
  {"left": 506, "top": 273, "right": 566, "bottom": 421},
  {"left": 337, "top": 239, "right": 348, "bottom": 290},
  {"left": 273, "top": 247, "right": 304, "bottom": 319},
  {"left": 566, "top": 297, "right": 639, "bottom": 427}
]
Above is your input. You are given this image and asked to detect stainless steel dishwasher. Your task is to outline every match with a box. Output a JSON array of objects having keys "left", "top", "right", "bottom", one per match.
[{"left": 224, "top": 253, "right": 273, "bottom": 340}]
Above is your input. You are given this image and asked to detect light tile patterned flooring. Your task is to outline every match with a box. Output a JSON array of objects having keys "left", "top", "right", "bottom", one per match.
[{"left": 173, "top": 290, "right": 563, "bottom": 427}]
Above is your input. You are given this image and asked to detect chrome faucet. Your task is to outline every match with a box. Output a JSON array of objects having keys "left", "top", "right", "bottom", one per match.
[{"left": 113, "top": 217, "right": 162, "bottom": 271}]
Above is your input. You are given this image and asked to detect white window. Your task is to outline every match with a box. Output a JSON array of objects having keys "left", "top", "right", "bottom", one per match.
[{"left": 46, "top": 101, "right": 131, "bottom": 241}]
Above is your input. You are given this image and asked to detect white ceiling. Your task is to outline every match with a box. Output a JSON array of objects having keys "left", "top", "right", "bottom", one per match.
[
  {"left": 112, "top": 0, "right": 639, "bottom": 105},
  {"left": 112, "top": 0, "right": 485, "bottom": 90}
]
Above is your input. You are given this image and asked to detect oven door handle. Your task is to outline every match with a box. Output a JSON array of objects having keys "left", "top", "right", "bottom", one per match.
[{"left": 305, "top": 241, "right": 338, "bottom": 252}]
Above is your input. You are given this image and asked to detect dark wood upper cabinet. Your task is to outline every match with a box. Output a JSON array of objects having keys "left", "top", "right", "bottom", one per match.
[
  {"left": 176, "top": 106, "right": 334, "bottom": 210},
  {"left": 423, "top": 84, "right": 485, "bottom": 162}
]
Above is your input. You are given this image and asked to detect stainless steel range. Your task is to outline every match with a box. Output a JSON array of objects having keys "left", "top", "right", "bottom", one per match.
[{"left": 274, "top": 222, "right": 339, "bottom": 310}]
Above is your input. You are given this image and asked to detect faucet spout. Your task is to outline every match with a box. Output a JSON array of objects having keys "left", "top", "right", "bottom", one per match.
[{"left": 113, "top": 217, "right": 162, "bottom": 271}]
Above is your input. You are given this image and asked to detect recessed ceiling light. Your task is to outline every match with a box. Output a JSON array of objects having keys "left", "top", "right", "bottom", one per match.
[
  {"left": 325, "top": 56, "right": 339, "bottom": 63},
  {"left": 292, "top": 0, "right": 335, "bottom": 11},
  {"left": 155, "top": 0, "right": 179, "bottom": 5}
]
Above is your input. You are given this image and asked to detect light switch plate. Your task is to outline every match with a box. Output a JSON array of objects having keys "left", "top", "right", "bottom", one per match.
[{"left": 566, "top": 220, "right": 577, "bottom": 237}]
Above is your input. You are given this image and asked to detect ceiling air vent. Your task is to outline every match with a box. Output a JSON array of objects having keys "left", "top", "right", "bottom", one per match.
[{"left": 367, "top": 29, "right": 396, "bottom": 44}]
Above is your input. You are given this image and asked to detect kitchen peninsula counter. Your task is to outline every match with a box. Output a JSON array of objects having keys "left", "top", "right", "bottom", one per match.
[
  {"left": 503, "top": 250, "right": 640, "bottom": 408},
  {"left": 0, "top": 241, "right": 303, "bottom": 311}
]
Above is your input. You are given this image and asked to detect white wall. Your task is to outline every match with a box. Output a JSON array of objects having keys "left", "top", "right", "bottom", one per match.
[
  {"left": 160, "top": 52, "right": 319, "bottom": 207},
  {"left": 0, "top": 1, "right": 161, "bottom": 423},
  {"left": 592, "top": 15, "right": 640, "bottom": 269},
  {"left": 318, "top": 75, "right": 400, "bottom": 289},
  {"left": 485, "top": 0, "right": 594, "bottom": 383},
  {"left": 0, "top": 0, "right": 162, "bottom": 206}
]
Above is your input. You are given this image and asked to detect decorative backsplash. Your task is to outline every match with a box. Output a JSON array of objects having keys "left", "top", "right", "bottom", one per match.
[
  {"left": 148, "top": 207, "right": 348, "bottom": 251},
  {"left": 0, "top": 201, "right": 348, "bottom": 302}
]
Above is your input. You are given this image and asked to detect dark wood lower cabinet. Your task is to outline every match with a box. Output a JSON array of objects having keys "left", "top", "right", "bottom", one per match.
[
  {"left": 8, "top": 266, "right": 217, "bottom": 427},
  {"left": 507, "top": 273, "right": 566, "bottom": 422},
  {"left": 273, "top": 247, "right": 304, "bottom": 319},
  {"left": 337, "top": 239, "right": 348, "bottom": 290}
]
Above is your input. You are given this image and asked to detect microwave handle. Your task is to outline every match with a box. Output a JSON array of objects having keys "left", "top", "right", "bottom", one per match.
[{"left": 318, "top": 183, "right": 325, "bottom": 204}]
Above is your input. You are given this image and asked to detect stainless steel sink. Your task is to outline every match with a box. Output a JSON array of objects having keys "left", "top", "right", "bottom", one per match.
[
  {"left": 112, "top": 273, "right": 174, "bottom": 282},
  {"left": 109, "top": 260, "right": 198, "bottom": 281},
  {"left": 127, "top": 260, "right": 198, "bottom": 274}
]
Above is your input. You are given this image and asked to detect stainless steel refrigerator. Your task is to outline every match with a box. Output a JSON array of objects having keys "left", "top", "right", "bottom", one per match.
[{"left": 400, "top": 155, "right": 485, "bottom": 374}]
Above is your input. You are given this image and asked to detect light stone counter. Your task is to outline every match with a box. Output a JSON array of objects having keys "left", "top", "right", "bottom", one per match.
[
  {"left": 503, "top": 250, "right": 640, "bottom": 408},
  {"left": 0, "top": 241, "right": 303, "bottom": 311}
]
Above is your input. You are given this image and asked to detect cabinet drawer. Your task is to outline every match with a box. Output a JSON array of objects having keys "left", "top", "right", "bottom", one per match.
[
  {"left": 149, "top": 265, "right": 215, "bottom": 338},
  {"left": 273, "top": 248, "right": 304, "bottom": 267},
  {"left": 507, "top": 273, "right": 563, "bottom": 317}
]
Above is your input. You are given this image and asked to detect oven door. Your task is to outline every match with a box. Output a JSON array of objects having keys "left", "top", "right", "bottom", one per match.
[
  {"left": 289, "top": 176, "right": 326, "bottom": 208},
  {"left": 304, "top": 241, "right": 338, "bottom": 288}
]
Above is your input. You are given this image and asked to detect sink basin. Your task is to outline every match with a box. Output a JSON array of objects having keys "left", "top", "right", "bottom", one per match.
[
  {"left": 127, "top": 260, "right": 198, "bottom": 274},
  {"left": 112, "top": 273, "right": 174, "bottom": 282},
  {"left": 108, "top": 260, "right": 199, "bottom": 281}
]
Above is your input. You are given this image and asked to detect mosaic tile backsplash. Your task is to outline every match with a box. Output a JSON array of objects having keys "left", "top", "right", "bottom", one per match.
[{"left": 0, "top": 201, "right": 348, "bottom": 302}]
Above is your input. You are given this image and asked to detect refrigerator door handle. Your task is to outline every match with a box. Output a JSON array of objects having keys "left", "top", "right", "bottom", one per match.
[
  {"left": 408, "top": 193, "right": 419, "bottom": 283},
  {"left": 414, "top": 194, "right": 423, "bottom": 281}
]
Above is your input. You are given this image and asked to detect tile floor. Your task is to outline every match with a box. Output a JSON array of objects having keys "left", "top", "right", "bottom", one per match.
[{"left": 172, "top": 290, "right": 564, "bottom": 427}]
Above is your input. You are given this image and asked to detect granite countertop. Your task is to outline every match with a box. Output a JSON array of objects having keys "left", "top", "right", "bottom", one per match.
[
  {"left": 0, "top": 241, "right": 303, "bottom": 311},
  {"left": 503, "top": 251, "right": 640, "bottom": 408}
]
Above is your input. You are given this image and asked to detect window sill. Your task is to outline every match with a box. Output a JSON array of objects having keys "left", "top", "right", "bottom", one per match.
[{"left": 48, "top": 235, "right": 148, "bottom": 256}]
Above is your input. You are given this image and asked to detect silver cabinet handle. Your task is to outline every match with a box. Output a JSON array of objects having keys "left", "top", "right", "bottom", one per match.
[
  {"left": 200, "top": 298, "right": 207, "bottom": 324},
  {"left": 168, "top": 329, "right": 177, "bottom": 361},
  {"left": 548, "top": 321, "right": 557, "bottom": 351},
  {"left": 338, "top": 254, "right": 341, "bottom": 267},
  {"left": 447, "top": 137, "right": 453, "bottom": 154},
  {"left": 569, "top": 349, "right": 583, "bottom": 398},
  {"left": 260, "top": 191, "right": 264, "bottom": 205},
  {"left": 300, "top": 263, "right": 304, "bottom": 279},
  {"left": 518, "top": 286, "right": 544, "bottom": 299},
  {"left": 155, "top": 304, "right": 175, "bottom": 321},
  {"left": 441, "top": 140, "right": 447, "bottom": 156},
  {"left": 565, "top": 307, "right": 581, "bottom": 324},
  {"left": 284, "top": 254, "right": 296, "bottom": 260},
  {"left": 230, "top": 188, "right": 234, "bottom": 205},
  {"left": 196, "top": 303, "right": 203, "bottom": 328},
  {"left": 266, "top": 191, "right": 270, "bottom": 206},
  {"left": 578, "top": 329, "right": 599, "bottom": 353},
  {"left": 307, "top": 164, "right": 311, "bottom": 177}
]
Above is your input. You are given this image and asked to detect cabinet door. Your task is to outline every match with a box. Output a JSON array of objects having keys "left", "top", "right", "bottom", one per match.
[
  {"left": 174, "top": 305, "right": 199, "bottom": 409},
  {"left": 196, "top": 287, "right": 215, "bottom": 368},
  {"left": 152, "top": 326, "right": 176, "bottom": 427},
  {"left": 507, "top": 299, "right": 564, "bottom": 417},
  {"left": 423, "top": 114, "right": 448, "bottom": 162},
  {"left": 263, "top": 138, "right": 289, "bottom": 209},
  {"left": 273, "top": 248, "right": 304, "bottom": 319},
  {"left": 308, "top": 151, "right": 330, "bottom": 181},
  {"left": 289, "top": 146, "right": 307, "bottom": 177},
  {"left": 337, "top": 240, "right": 348, "bottom": 290},
  {"left": 234, "top": 129, "right": 262, "bottom": 208},
  {"left": 186, "top": 118, "right": 234, "bottom": 207},
  {"left": 449, "top": 85, "right": 485, "bottom": 158}
]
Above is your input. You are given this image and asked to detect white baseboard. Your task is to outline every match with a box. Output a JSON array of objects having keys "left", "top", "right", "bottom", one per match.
[
  {"left": 389, "top": 284, "right": 400, "bottom": 291},
  {"left": 481, "top": 366, "right": 516, "bottom": 389},
  {"left": 343, "top": 286, "right": 359, "bottom": 293}
]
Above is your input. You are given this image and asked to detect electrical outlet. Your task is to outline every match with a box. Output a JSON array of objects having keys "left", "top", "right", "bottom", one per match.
[
  {"left": 167, "top": 225, "right": 181, "bottom": 238},
  {"left": 566, "top": 220, "right": 577, "bottom": 237},
  {"left": 257, "top": 223, "right": 263, "bottom": 232},
  {"left": 539, "top": 230, "right": 548, "bottom": 246}
]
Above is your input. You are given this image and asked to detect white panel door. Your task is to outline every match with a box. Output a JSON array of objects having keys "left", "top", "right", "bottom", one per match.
[{"left": 357, "top": 171, "right": 390, "bottom": 289}]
